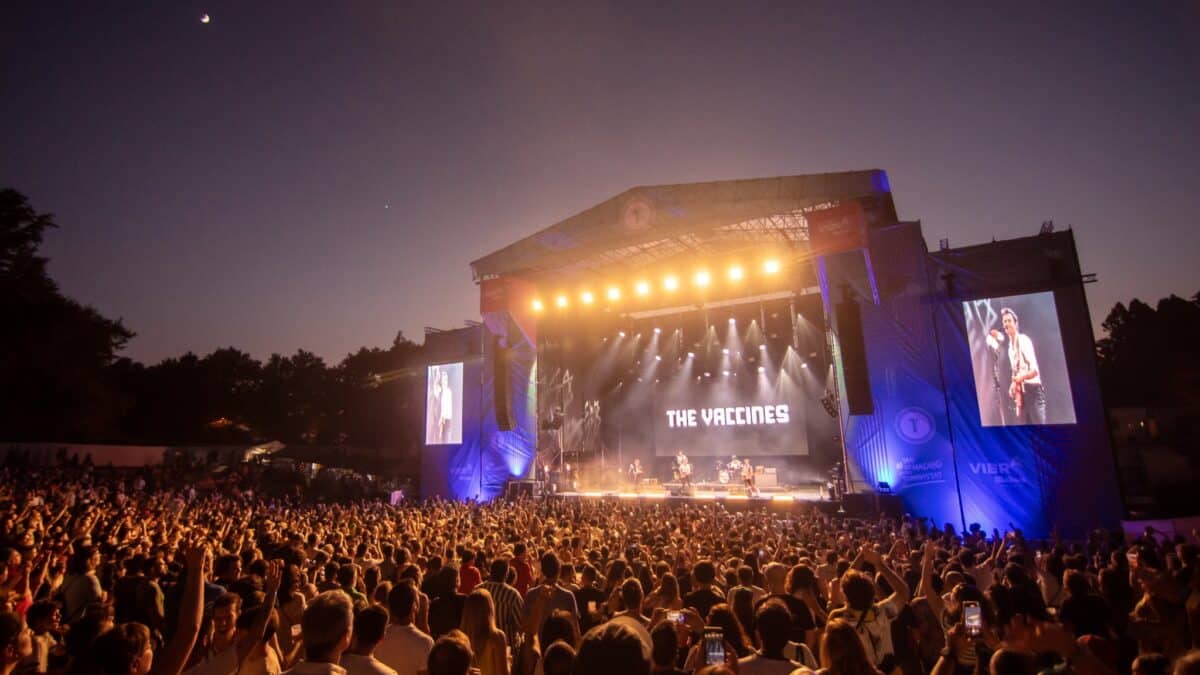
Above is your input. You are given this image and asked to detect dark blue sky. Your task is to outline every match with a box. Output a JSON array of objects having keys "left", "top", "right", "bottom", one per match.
[{"left": 3, "top": 2, "right": 1198, "bottom": 364}]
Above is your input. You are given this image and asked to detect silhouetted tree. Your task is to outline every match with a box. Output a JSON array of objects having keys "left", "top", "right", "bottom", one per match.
[
  {"left": 1096, "top": 292, "right": 1200, "bottom": 407},
  {"left": 0, "top": 189, "right": 133, "bottom": 440}
]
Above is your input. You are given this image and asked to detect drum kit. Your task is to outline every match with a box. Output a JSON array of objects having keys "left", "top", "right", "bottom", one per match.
[
  {"left": 717, "top": 457, "right": 743, "bottom": 484},
  {"left": 671, "top": 455, "right": 753, "bottom": 485}
]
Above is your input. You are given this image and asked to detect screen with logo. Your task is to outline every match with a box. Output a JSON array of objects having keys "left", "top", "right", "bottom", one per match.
[
  {"left": 652, "top": 378, "right": 807, "bottom": 456},
  {"left": 426, "top": 362, "right": 464, "bottom": 444},
  {"left": 962, "top": 291, "right": 1076, "bottom": 426}
]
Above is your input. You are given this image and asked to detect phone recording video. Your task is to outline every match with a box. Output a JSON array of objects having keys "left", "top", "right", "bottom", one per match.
[
  {"left": 963, "top": 601, "right": 982, "bottom": 638},
  {"left": 667, "top": 610, "right": 683, "bottom": 624},
  {"left": 703, "top": 627, "right": 725, "bottom": 665}
]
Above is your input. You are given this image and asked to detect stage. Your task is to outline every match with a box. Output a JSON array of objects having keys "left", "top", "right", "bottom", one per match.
[
  {"left": 557, "top": 481, "right": 825, "bottom": 502},
  {"left": 425, "top": 170, "right": 1125, "bottom": 538},
  {"left": 542, "top": 483, "right": 903, "bottom": 517}
]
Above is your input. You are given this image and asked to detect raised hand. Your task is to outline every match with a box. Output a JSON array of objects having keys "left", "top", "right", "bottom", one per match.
[{"left": 264, "top": 559, "right": 284, "bottom": 596}]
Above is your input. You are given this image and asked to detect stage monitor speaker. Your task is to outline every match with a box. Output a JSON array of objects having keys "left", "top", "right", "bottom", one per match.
[
  {"left": 836, "top": 298, "right": 874, "bottom": 415},
  {"left": 505, "top": 479, "right": 540, "bottom": 499},
  {"left": 493, "top": 336, "right": 515, "bottom": 431}
]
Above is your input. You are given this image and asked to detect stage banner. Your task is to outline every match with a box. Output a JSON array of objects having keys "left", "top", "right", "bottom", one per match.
[
  {"left": 929, "top": 233, "right": 1121, "bottom": 539},
  {"left": 807, "top": 201, "right": 869, "bottom": 257},
  {"left": 820, "top": 223, "right": 962, "bottom": 526},
  {"left": 477, "top": 313, "right": 537, "bottom": 500},
  {"left": 421, "top": 357, "right": 484, "bottom": 500}
]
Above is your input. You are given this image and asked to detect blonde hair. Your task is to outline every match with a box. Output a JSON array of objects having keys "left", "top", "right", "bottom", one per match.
[{"left": 460, "top": 588, "right": 499, "bottom": 664}]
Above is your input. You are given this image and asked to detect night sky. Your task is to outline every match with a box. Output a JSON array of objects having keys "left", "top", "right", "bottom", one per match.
[{"left": 3, "top": 2, "right": 1197, "bottom": 364}]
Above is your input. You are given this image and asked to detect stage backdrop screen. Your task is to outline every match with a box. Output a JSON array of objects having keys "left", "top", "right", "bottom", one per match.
[
  {"left": 652, "top": 378, "right": 808, "bottom": 456},
  {"left": 426, "top": 362, "right": 464, "bottom": 444},
  {"left": 962, "top": 291, "right": 1076, "bottom": 426}
]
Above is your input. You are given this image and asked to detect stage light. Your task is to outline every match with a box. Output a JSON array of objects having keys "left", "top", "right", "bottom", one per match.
[
  {"left": 655, "top": 355, "right": 662, "bottom": 361},
  {"left": 704, "top": 372, "right": 711, "bottom": 378},
  {"left": 531, "top": 299, "right": 545, "bottom": 313},
  {"left": 580, "top": 291, "right": 594, "bottom": 305},
  {"left": 801, "top": 362, "right": 809, "bottom": 369},
  {"left": 635, "top": 280, "right": 651, "bottom": 296},
  {"left": 653, "top": 327, "right": 661, "bottom": 334},
  {"left": 607, "top": 286, "right": 621, "bottom": 301},
  {"left": 758, "top": 366, "right": 765, "bottom": 373},
  {"left": 759, "top": 344, "right": 766, "bottom": 350},
  {"left": 728, "top": 265, "right": 744, "bottom": 281},
  {"left": 555, "top": 295, "right": 568, "bottom": 308},
  {"left": 686, "top": 351, "right": 694, "bottom": 358},
  {"left": 618, "top": 331, "right": 626, "bottom": 338},
  {"left": 722, "top": 348, "right": 729, "bottom": 354},
  {"left": 723, "top": 370, "right": 730, "bottom": 376},
  {"left": 663, "top": 275, "right": 679, "bottom": 291},
  {"left": 693, "top": 270, "right": 711, "bottom": 287},
  {"left": 763, "top": 259, "right": 781, "bottom": 275}
]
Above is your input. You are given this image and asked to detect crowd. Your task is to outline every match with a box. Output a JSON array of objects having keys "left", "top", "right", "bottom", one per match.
[{"left": 1, "top": 464, "right": 1199, "bottom": 675}]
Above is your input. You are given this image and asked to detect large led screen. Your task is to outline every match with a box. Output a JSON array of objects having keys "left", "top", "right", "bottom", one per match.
[
  {"left": 426, "top": 362, "right": 464, "bottom": 444},
  {"left": 962, "top": 291, "right": 1076, "bottom": 426},
  {"left": 652, "top": 375, "right": 808, "bottom": 456}
]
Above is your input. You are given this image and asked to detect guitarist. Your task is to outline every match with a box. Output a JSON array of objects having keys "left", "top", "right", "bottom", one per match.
[
  {"left": 675, "top": 450, "right": 692, "bottom": 489},
  {"left": 987, "top": 307, "right": 1046, "bottom": 425}
]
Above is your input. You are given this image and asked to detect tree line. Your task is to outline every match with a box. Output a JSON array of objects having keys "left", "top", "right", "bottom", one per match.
[
  {"left": 2, "top": 188, "right": 1197, "bottom": 449},
  {"left": 1, "top": 189, "right": 424, "bottom": 450}
]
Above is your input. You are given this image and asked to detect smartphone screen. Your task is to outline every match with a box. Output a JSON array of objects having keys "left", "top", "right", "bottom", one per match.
[
  {"left": 704, "top": 627, "right": 725, "bottom": 665},
  {"left": 587, "top": 601, "right": 597, "bottom": 613},
  {"left": 964, "top": 601, "right": 982, "bottom": 637},
  {"left": 667, "top": 610, "right": 682, "bottom": 624}
]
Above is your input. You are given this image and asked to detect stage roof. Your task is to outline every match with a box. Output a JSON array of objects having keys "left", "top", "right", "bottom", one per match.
[{"left": 471, "top": 170, "right": 895, "bottom": 283}]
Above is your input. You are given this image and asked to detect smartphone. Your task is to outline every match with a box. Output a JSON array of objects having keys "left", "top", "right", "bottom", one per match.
[
  {"left": 703, "top": 626, "right": 725, "bottom": 665},
  {"left": 963, "top": 601, "right": 982, "bottom": 638},
  {"left": 290, "top": 624, "right": 302, "bottom": 638},
  {"left": 587, "top": 601, "right": 597, "bottom": 614},
  {"left": 667, "top": 610, "right": 683, "bottom": 624}
]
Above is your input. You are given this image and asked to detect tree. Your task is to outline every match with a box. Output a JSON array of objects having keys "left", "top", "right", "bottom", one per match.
[
  {"left": 1096, "top": 293, "right": 1200, "bottom": 407},
  {"left": 0, "top": 189, "right": 134, "bottom": 440}
]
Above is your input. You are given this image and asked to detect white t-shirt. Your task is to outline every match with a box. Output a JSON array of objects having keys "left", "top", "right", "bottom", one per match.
[
  {"left": 1007, "top": 333, "right": 1041, "bottom": 385},
  {"left": 737, "top": 653, "right": 801, "bottom": 675},
  {"left": 827, "top": 596, "right": 901, "bottom": 667},
  {"left": 440, "top": 388, "right": 453, "bottom": 422},
  {"left": 340, "top": 654, "right": 397, "bottom": 675},
  {"left": 373, "top": 624, "right": 434, "bottom": 675}
]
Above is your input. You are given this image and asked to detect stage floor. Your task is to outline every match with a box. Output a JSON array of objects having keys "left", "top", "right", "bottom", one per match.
[{"left": 555, "top": 482, "right": 825, "bottom": 503}]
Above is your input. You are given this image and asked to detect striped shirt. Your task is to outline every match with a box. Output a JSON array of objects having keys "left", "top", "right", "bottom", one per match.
[{"left": 478, "top": 581, "right": 524, "bottom": 646}]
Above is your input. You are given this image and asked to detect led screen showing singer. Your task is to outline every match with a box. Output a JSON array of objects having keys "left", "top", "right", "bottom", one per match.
[
  {"left": 962, "top": 291, "right": 1076, "bottom": 426},
  {"left": 426, "top": 362, "right": 464, "bottom": 444}
]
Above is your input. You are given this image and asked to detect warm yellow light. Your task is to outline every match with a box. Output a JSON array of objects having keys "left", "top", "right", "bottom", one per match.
[
  {"left": 580, "top": 291, "right": 594, "bottom": 305},
  {"left": 663, "top": 275, "right": 679, "bottom": 291},
  {"left": 635, "top": 280, "right": 651, "bottom": 296},
  {"left": 555, "top": 295, "right": 569, "bottom": 308},
  {"left": 763, "top": 259, "right": 781, "bottom": 275},
  {"left": 728, "top": 265, "right": 744, "bottom": 281},
  {"left": 531, "top": 299, "right": 544, "bottom": 313},
  {"left": 606, "top": 286, "right": 621, "bottom": 301},
  {"left": 693, "top": 270, "right": 711, "bottom": 287}
]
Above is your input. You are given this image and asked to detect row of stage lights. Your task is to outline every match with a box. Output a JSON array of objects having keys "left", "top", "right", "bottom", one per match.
[{"left": 530, "top": 259, "right": 784, "bottom": 313}]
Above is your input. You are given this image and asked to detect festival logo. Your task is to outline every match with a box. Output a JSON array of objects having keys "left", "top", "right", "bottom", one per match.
[
  {"left": 967, "top": 459, "right": 1027, "bottom": 485},
  {"left": 893, "top": 456, "right": 946, "bottom": 489},
  {"left": 894, "top": 407, "right": 935, "bottom": 444}
]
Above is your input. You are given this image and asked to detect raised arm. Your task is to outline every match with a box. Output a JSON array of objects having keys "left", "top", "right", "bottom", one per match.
[
  {"left": 917, "top": 541, "right": 944, "bottom": 619},
  {"left": 864, "top": 545, "right": 909, "bottom": 607},
  {"left": 238, "top": 559, "right": 282, "bottom": 667},
  {"left": 150, "top": 543, "right": 209, "bottom": 675}
]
